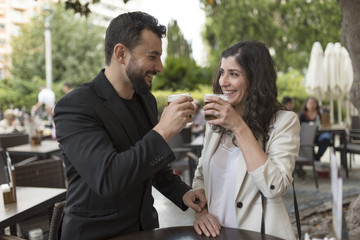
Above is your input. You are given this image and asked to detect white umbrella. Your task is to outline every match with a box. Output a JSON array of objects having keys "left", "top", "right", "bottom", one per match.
[
  {"left": 323, "top": 42, "right": 343, "bottom": 123},
  {"left": 305, "top": 42, "right": 324, "bottom": 105},
  {"left": 339, "top": 46, "right": 354, "bottom": 125}
]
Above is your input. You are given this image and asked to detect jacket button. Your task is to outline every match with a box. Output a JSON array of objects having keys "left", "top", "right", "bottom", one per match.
[
  {"left": 270, "top": 185, "right": 275, "bottom": 190},
  {"left": 236, "top": 202, "right": 243, "bottom": 208}
]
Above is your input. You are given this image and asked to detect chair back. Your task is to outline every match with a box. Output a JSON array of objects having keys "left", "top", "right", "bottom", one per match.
[
  {"left": 168, "top": 133, "right": 187, "bottom": 160},
  {"left": 11, "top": 158, "right": 66, "bottom": 188},
  {"left": 0, "top": 133, "right": 29, "bottom": 150},
  {"left": 0, "top": 148, "right": 7, "bottom": 184},
  {"left": 48, "top": 201, "right": 66, "bottom": 240},
  {"left": 298, "top": 124, "right": 318, "bottom": 160},
  {"left": 351, "top": 115, "right": 360, "bottom": 130}
]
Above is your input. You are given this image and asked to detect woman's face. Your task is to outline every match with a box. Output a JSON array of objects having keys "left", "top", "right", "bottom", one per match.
[
  {"left": 218, "top": 56, "right": 248, "bottom": 109},
  {"left": 306, "top": 98, "right": 318, "bottom": 111}
]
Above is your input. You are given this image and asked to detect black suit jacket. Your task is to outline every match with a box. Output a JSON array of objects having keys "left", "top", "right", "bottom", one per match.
[{"left": 54, "top": 70, "right": 191, "bottom": 240}]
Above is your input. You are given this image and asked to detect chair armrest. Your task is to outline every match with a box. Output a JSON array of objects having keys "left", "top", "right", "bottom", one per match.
[
  {"left": 172, "top": 147, "right": 192, "bottom": 153},
  {"left": 186, "top": 152, "right": 199, "bottom": 162},
  {"left": 0, "top": 234, "right": 26, "bottom": 240},
  {"left": 13, "top": 156, "right": 39, "bottom": 167}
]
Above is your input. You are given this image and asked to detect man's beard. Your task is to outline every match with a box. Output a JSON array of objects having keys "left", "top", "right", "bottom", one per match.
[{"left": 126, "top": 58, "right": 156, "bottom": 94}]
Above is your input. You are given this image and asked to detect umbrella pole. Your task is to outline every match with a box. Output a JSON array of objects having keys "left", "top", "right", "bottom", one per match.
[
  {"left": 338, "top": 99, "right": 342, "bottom": 125},
  {"left": 330, "top": 99, "right": 335, "bottom": 124}
]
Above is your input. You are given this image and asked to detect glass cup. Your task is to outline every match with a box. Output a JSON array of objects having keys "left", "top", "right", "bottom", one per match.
[
  {"left": 167, "top": 93, "right": 191, "bottom": 118},
  {"left": 204, "top": 94, "right": 228, "bottom": 120},
  {"left": 166, "top": 93, "right": 191, "bottom": 105}
]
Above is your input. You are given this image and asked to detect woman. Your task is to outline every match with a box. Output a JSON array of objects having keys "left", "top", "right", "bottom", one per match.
[
  {"left": 299, "top": 96, "right": 332, "bottom": 161},
  {"left": 192, "top": 40, "right": 300, "bottom": 239}
]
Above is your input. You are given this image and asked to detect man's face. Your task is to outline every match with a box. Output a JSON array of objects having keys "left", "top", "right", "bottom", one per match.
[{"left": 125, "top": 29, "right": 163, "bottom": 94}]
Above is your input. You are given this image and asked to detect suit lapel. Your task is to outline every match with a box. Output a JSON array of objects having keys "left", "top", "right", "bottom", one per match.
[{"left": 91, "top": 70, "right": 140, "bottom": 144}]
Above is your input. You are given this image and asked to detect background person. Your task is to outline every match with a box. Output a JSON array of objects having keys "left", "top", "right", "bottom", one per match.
[
  {"left": 282, "top": 96, "right": 295, "bottom": 111},
  {"left": 0, "top": 109, "right": 24, "bottom": 134},
  {"left": 298, "top": 96, "right": 332, "bottom": 161},
  {"left": 191, "top": 40, "right": 300, "bottom": 240},
  {"left": 62, "top": 81, "right": 73, "bottom": 94},
  {"left": 54, "top": 12, "right": 206, "bottom": 240},
  {"left": 191, "top": 99, "right": 206, "bottom": 139},
  {"left": 31, "top": 85, "right": 55, "bottom": 120}
]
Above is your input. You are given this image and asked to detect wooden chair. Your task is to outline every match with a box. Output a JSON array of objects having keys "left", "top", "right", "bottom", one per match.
[
  {"left": 295, "top": 123, "right": 319, "bottom": 189},
  {"left": 0, "top": 133, "right": 29, "bottom": 150},
  {"left": 334, "top": 128, "right": 360, "bottom": 171},
  {"left": 168, "top": 133, "right": 199, "bottom": 184},
  {"left": 48, "top": 201, "right": 66, "bottom": 240},
  {"left": 0, "top": 133, "right": 31, "bottom": 163},
  {"left": 3, "top": 157, "right": 66, "bottom": 238}
]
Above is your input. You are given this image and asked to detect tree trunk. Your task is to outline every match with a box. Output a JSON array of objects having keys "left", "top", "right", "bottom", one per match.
[{"left": 339, "top": 0, "right": 360, "bottom": 113}]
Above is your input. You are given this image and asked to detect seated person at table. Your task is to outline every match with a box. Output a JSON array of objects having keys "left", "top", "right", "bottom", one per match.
[
  {"left": 282, "top": 96, "right": 295, "bottom": 111},
  {"left": 298, "top": 96, "right": 332, "bottom": 161},
  {"left": 54, "top": 12, "right": 206, "bottom": 240},
  {"left": 191, "top": 99, "right": 206, "bottom": 138},
  {"left": 191, "top": 40, "right": 300, "bottom": 240},
  {"left": 0, "top": 109, "right": 24, "bottom": 134}
]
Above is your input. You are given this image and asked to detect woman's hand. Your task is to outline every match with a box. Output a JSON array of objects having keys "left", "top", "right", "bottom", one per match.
[
  {"left": 193, "top": 207, "right": 221, "bottom": 237},
  {"left": 203, "top": 96, "right": 242, "bottom": 132}
]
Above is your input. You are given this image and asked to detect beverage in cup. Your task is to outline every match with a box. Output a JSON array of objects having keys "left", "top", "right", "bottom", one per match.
[
  {"left": 166, "top": 93, "right": 191, "bottom": 105},
  {"left": 204, "top": 94, "right": 228, "bottom": 120},
  {"left": 167, "top": 93, "right": 191, "bottom": 118}
]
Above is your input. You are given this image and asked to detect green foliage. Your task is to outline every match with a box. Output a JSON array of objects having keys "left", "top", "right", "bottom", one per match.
[
  {"left": 277, "top": 69, "right": 308, "bottom": 113},
  {"left": 200, "top": 0, "right": 341, "bottom": 72},
  {"left": 167, "top": 20, "right": 192, "bottom": 58},
  {"left": 153, "top": 20, "right": 214, "bottom": 91},
  {"left": 5, "top": 2, "right": 105, "bottom": 110},
  {"left": 153, "top": 56, "right": 213, "bottom": 91}
]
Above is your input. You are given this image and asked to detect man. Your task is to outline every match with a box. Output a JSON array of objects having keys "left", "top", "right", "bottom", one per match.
[
  {"left": 62, "top": 82, "right": 73, "bottom": 94},
  {"left": 282, "top": 96, "right": 295, "bottom": 111},
  {"left": 31, "top": 85, "right": 55, "bottom": 119},
  {"left": 54, "top": 12, "right": 206, "bottom": 240}
]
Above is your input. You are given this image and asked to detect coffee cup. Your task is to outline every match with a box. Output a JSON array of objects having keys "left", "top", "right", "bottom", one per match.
[
  {"left": 167, "top": 93, "right": 191, "bottom": 118},
  {"left": 204, "top": 94, "right": 228, "bottom": 120}
]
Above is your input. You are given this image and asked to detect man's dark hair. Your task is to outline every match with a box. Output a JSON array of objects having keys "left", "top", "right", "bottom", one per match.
[
  {"left": 282, "top": 96, "right": 293, "bottom": 105},
  {"left": 104, "top": 11, "right": 166, "bottom": 66}
]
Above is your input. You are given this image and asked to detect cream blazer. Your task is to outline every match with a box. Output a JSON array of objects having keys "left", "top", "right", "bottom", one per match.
[{"left": 192, "top": 110, "right": 300, "bottom": 240}]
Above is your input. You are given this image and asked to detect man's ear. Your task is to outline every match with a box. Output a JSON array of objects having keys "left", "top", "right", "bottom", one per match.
[{"left": 113, "top": 43, "right": 127, "bottom": 64}]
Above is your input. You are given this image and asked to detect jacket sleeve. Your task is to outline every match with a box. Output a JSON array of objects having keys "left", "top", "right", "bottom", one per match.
[
  {"left": 54, "top": 90, "right": 177, "bottom": 202},
  {"left": 249, "top": 111, "right": 300, "bottom": 198}
]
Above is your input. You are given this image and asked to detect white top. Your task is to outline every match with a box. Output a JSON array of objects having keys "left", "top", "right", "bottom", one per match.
[
  {"left": 208, "top": 132, "right": 240, "bottom": 228},
  {"left": 38, "top": 88, "right": 55, "bottom": 107}
]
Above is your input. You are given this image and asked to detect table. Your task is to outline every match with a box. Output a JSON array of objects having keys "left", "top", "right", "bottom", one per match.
[
  {"left": 113, "top": 226, "right": 285, "bottom": 240},
  {"left": 6, "top": 140, "right": 60, "bottom": 160},
  {"left": 0, "top": 186, "right": 66, "bottom": 235},
  {"left": 318, "top": 124, "right": 348, "bottom": 177}
]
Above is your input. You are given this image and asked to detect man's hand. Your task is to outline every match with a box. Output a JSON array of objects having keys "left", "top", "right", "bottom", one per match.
[
  {"left": 194, "top": 207, "right": 221, "bottom": 237},
  {"left": 182, "top": 188, "right": 207, "bottom": 213},
  {"left": 153, "top": 95, "right": 194, "bottom": 142}
]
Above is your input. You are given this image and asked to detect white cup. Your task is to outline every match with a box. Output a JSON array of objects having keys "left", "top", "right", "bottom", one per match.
[{"left": 204, "top": 94, "right": 228, "bottom": 120}]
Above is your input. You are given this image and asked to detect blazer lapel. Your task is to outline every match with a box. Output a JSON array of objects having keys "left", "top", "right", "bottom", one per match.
[{"left": 91, "top": 70, "right": 140, "bottom": 144}]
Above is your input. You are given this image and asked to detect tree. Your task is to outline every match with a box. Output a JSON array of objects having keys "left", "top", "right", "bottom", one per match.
[
  {"left": 338, "top": 0, "right": 360, "bottom": 113},
  {"left": 10, "top": 2, "right": 105, "bottom": 86},
  {"left": 5, "top": 2, "right": 105, "bottom": 110},
  {"left": 166, "top": 20, "right": 192, "bottom": 58},
  {"left": 200, "top": 0, "right": 341, "bottom": 72},
  {"left": 153, "top": 20, "right": 212, "bottom": 90}
]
